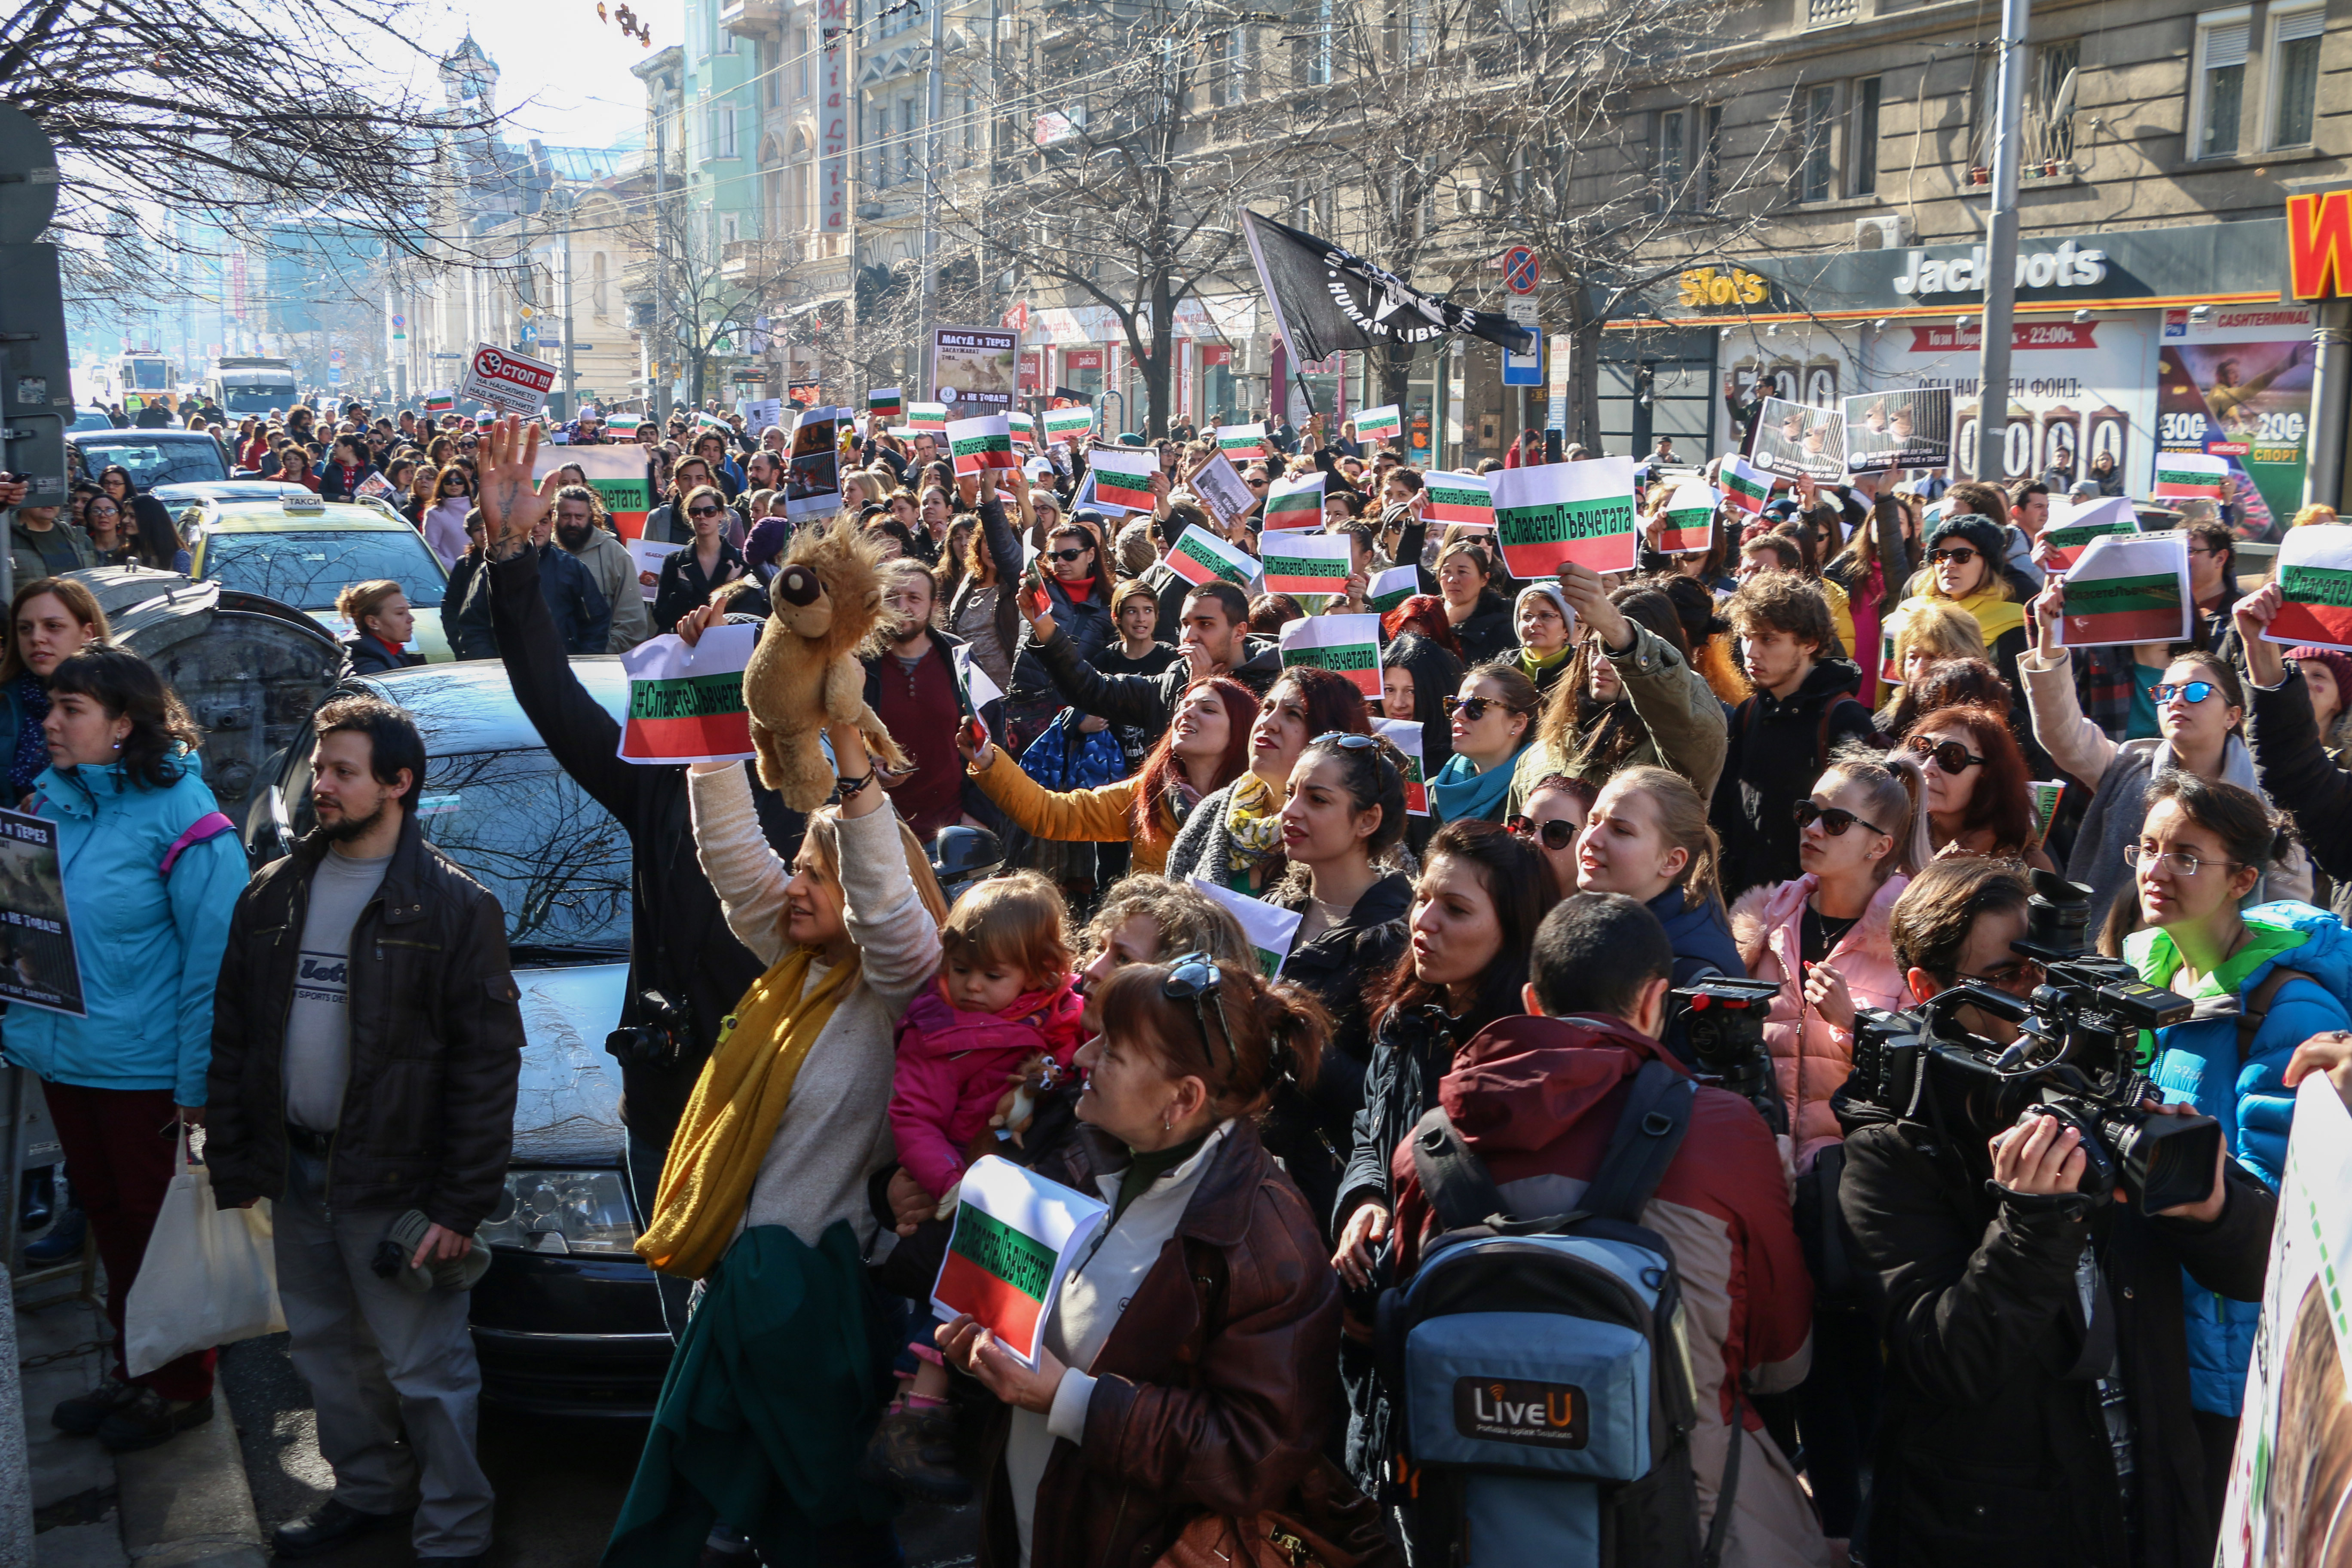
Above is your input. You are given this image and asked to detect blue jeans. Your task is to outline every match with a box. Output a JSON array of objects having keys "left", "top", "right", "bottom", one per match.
[{"left": 625, "top": 1125, "right": 692, "bottom": 1342}]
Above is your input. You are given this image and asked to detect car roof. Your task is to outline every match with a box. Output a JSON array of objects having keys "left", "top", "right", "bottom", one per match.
[
  {"left": 70, "top": 429, "right": 219, "bottom": 444},
  {"left": 153, "top": 481, "right": 311, "bottom": 504},
  {"left": 345, "top": 658, "right": 628, "bottom": 753},
  {"left": 192, "top": 499, "right": 415, "bottom": 533}
]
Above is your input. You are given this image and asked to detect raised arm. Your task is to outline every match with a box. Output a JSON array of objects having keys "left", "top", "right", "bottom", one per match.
[
  {"left": 2018, "top": 580, "right": 2118, "bottom": 791},
  {"left": 687, "top": 761, "right": 793, "bottom": 966}
]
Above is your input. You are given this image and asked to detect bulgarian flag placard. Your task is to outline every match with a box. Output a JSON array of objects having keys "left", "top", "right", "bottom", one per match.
[
  {"left": 1494, "top": 456, "right": 1640, "bottom": 577},
  {"left": 1043, "top": 405, "right": 1094, "bottom": 444},
  {"left": 2153, "top": 451, "right": 2229, "bottom": 500},
  {"left": 1423, "top": 472, "right": 1495, "bottom": 529},
  {"left": 1259, "top": 532, "right": 1352, "bottom": 596},
  {"left": 2029, "top": 781, "right": 2067, "bottom": 843},
  {"left": 931, "top": 1156, "right": 1107, "bottom": 1369},
  {"left": 616, "top": 626, "right": 757, "bottom": 765},
  {"left": 1263, "top": 472, "right": 1325, "bottom": 530},
  {"left": 1374, "top": 717, "right": 1430, "bottom": 815},
  {"left": 1722, "top": 453, "right": 1773, "bottom": 517},
  {"left": 2266, "top": 523, "right": 2352, "bottom": 652},
  {"left": 1187, "top": 879, "right": 1305, "bottom": 978},
  {"left": 1089, "top": 446, "right": 1160, "bottom": 511},
  {"left": 1368, "top": 564, "right": 1419, "bottom": 613},
  {"left": 1219, "top": 423, "right": 1271, "bottom": 460},
  {"left": 424, "top": 390, "right": 455, "bottom": 416},
  {"left": 1278, "top": 611, "right": 1382, "bottom": 698},
  {"left": 907, "top": 401, "right": 949, "bottom": 432},
  {"left": 1657, "top": 482, "right": 1719, "bottom": 554},
  {"left": 947, "top": 414, "right": 1017, "bottom": 474},
  {"left": 1166, "top": 525, "right": 1262, "bottom": 589},
  {"left": 1356, "top": 404, "right": 1403, "bottom": 445},
  {"left": 2042, "top": 495, "right": 2141, "bottom": 570},
  {"left": 2055, "top": 532, "right": 2191, "bottom": 648},
  {"left": 868, "top": 386, "right": 905, "bottom": 420}
]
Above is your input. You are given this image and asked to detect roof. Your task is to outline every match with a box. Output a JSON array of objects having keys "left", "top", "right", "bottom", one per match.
[
  {"left": 190, "top": 498, "right": 416, "bottom": 533},
  {"left": 355, "top": 657, "right": 629, "bottom": 755},
  {"left": 70, "top": 428, "right": 220, "bottom": 446}
]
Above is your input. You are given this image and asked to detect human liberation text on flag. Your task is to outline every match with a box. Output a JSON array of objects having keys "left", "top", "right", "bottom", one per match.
[
  {"left": 617, "top": 626, "right": 758, "bottom": 764},
  {"left": 2055, "top": 533, "right": 2192, "bottom": 649},
  {"left": 1278, "top": 612, "right": 1381, "bottom": 698},
  {"left": 2266, "top": 522, "right": 2352, "bottom": 653},
  {"left": 1493, "top": 456, "right": 1639, "bottom": 576},
  {"left": 930, "top": 1156, "right": 1107, "bottom": 1370},
  {"left": 947, "top": 414, "right": 1016, "bottom": 474}
]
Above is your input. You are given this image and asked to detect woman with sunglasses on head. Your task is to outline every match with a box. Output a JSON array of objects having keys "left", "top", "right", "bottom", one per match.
[
  {"left": 2026, "top": 581, "right": 2310, "bottom": 929},
  {"left": 1429, "top": 662, "right": 1538, "bottom": 825},
  {"left": 1331, "top": 820, "right": 1558, "bottom": 1485},
  {"left": 1164, "top": 668, "right": 1370, "bottom": 892},
  {"left": 1507, "top": 772, "right": 1598, "bottom": 897},
  {"left": 1572, "top": 765, "right": 1745, "bottom": 1000},
  {"left": 1904, "top": 512, "right": 2028, "bottom": 698},
  {"left": 651, "top": 484, "right": 744, "bottom": 633},
  {"left": 939, "top": 956, "right": 1385, "bottom": 1568}
]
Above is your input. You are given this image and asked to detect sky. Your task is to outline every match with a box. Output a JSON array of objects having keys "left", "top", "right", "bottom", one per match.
[{"left": 417, "top": 0, "right": 683, "bottom": 152}]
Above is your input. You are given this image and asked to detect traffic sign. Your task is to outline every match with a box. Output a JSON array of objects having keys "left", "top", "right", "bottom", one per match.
[
  {"left": 1503, "top": 296, "right": 1541, "bottom": 387},
  {"left": 1504, "top": 247, "right": 1540, "bottom": 295},
  {"left": 391, "top": 314, "right": 406, "bottom": 328},
  {"left": 519, "top": 322, "right": 538, "bottom": 345}
]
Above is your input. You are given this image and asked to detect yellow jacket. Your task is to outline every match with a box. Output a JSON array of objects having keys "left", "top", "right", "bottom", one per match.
[{"left": 968, "top": 746, "right": 1173, "bottom": 873}]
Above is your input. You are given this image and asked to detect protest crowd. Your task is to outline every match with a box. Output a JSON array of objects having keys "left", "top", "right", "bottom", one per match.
[{"left": 20, "top": 374, "right": 2352, "bottom": 1568}]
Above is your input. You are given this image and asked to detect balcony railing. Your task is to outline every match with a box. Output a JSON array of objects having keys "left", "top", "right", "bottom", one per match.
[
  {"left": 720, "top": 238, "right": 800, "bottom": 278},
  {"left": 720, "top": 0, "right": 784, "bottom": 37}
]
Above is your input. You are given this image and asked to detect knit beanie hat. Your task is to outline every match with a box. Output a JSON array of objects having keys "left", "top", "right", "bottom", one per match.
[
  {"left": 2291, "top": 646, "right": 2352, "bottom": 707},
  {"left": 745, "top": 516, "right": 791, "bottom": 572},
  {"left": 1924, "top": 511, "right": 2006, "bottom": 564},
  {"left": 1513, "top": 581, "right": 1572, "bottom": 635}
]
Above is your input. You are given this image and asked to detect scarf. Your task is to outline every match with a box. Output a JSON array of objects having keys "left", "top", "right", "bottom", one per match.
[
  {"left": 1113, "top": 1133, "right": 1208, "bottom": 1223},
  {"left": 2154, "top": 730, "right": 2264, "bottom": 796},
  {"left": 9, "top": 675, "right": 49, "bottom": 797},
  {"left": 1516, "top": 644, "right": 1571, "bottom": 686},
  {"left": 1429, "top": 741, "right": 1528, "bottom": 825},
  {"left": 1949, "top": 583, "right": 2027, "bottom": 649},
  {"left": 1222, "top": 773, "right": 1287, "bottom": 885},
  {"left": 636, "top": 945, "right": 863, "bottom": 1280}
]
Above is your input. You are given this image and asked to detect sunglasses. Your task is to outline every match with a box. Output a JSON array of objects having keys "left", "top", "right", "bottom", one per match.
[
  {"left": 1927, "top": 547, "right": 1978, "bottom": 566},
  {"left": 1794, "top": 799, "right": 1886, "bottom": 837},
  {"left": 1245, "top": 477, "right": 1269, "bottom": 487},
  {"left": 1047, "top": 546, "right": 1090, "bottom": 563},
  {"left": 1506, "top": 814, "right": 1578, "bottom": 850},
  {"left": 688, "top": 505, "right": 723, "bottom": 518},
  {"left": 1905, "top": 735, "right": 1986, "bottom": 773},
  {"left": 1442, "top": 695, "right": 1519, "bottom": 722},
  {"left": 2150, "top": 680, "right": 2217, "bottom": 704},
  {"left": 1161, "top": 952, "right": 1235, "bottom": 1074}
]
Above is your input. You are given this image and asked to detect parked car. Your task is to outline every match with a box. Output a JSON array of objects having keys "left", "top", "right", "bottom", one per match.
[
  {"left": 182, "top": 493, "right": 453, "bottom": 661},
  {"left": 66, "top": 429, "right": 230, "bottom": 491},
  {"left": 70, "top": 406, "right": 115, "bottom": 433},
  {"left": 241, "top": 658, "right": 670, "bottom": 1416}
]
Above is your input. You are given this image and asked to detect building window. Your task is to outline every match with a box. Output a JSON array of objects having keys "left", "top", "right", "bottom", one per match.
[
  {"left": 1852, "top": 76, "right": 1880, "bottom": 195},
  {"left": 899, "top": 93, "right": 920, "bottom": 186},
  {"left": 1309, "top": 0, "right": 1334, "bottom": 85},
  {"left": 2030, "top": 40, "right": 2079, "bottom": 166},
  {"left": 1797, "top": 83, "right": 1836, "bottom": 202},
  {"left": 1656, "top": 107, "right": 1720, "bottom": 211},
  {"left": 962, "top": 90, "right": 977, "bottom": 164},
  {"left": 793, "top": 28, "right": 811, "bottom": 97},
  {"left": 712, "top": 106, "right": 739, "bottom": 159},
  {"left": 721, "top": 213, "right": 738, "bottom": 245},
  {"left": 1658, "top": 107, "right": 1687, "bottom": 209},
  {"left": 2193, "top": 10, "right": 2251, "bottom": 158},
  {"left": 872, "top": 101, "right": 890, "bottom": 187},
  {"left": 2271, "top": 4, "right": 2325, "bottom": 147}
]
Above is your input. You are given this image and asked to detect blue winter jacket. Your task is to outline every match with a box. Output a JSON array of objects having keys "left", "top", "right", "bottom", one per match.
[
  {"left": 0, "top": 751, "right": 246, "bottom": 1106},
  {"left": 2126, "top": 898, "right": 2352, "bottom": 1415}
]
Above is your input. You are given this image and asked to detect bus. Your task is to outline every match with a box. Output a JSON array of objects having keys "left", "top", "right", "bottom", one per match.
[{"left": 100, "top": 352, "right": 180, "bottom": 413}]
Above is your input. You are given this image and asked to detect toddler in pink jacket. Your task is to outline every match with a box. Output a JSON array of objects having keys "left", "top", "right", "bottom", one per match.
[{"left": 870, "top": 869, "right": 1083, "bottom": 1500}]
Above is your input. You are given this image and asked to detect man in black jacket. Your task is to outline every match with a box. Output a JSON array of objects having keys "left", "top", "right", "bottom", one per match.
[
  {"left": 473, "top": 416, "right": 801, "bottom": 1334},
  {"left": 1016, "top": 578, "right": 1280, "bottom": 734},
  {"left": 1711, "top": 569, "right": 1880, "bottom": 898},
  {"left": 1836, "top": 856, "right": 2275, "bottom": 1568},
  {"left": 207, "top": 697, "right": 523, "bottom": 1566},
  {"left": 448, "top": 496, "right": 611, "bottom": 658}
]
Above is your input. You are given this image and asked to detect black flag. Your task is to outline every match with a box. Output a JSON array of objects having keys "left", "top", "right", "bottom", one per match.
[{"left": 1240, "top": 209, "right": 1536, "bottom": 362}]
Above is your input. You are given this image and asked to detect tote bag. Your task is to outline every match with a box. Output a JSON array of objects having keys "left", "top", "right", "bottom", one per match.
[{"left": 124, "top": 1130, "right": 285, "bottom": 1376}]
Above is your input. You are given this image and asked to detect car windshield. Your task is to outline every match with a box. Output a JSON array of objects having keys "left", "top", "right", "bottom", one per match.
[
  {"left": 285, "top": 750, "right": 629, "bottom": 956},
  {"left": 218, "top": 386, "right": 292, "bottom": 415},
  {"left": 126, "top": 360, "right": 168, "bottom": 390},
  {"left": 70, "top": 409, "right": 113, "bottom": 432},
  {"left": 202, "top": 528, "right": 446, "bottom": 610},
  {"left": 75, "top": 438, "right": 227, "bottom": 487}
]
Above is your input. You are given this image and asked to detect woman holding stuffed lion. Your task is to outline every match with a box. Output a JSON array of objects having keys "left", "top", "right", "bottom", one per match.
[{"left": 469, "top": 416, "right": 951, "bottom": 1566}]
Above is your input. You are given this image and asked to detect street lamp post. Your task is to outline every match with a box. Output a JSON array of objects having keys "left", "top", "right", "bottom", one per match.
[{"left": 1974, "top": 0, "right": 2030, "bottom": 483}]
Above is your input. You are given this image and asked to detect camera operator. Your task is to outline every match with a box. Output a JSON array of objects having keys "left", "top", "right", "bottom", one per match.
[{"left": 1838, "top": 853, "right": 2277, "bottom": 1568}]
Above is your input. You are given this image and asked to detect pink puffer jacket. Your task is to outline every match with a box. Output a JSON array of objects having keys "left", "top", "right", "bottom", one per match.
[{"left": 1730, "top": 873, "right": 1911, "bottom": 1170}]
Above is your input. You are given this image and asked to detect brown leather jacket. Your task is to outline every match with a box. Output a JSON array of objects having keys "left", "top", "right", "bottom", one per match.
[{"left": 980, "top": 1117, "right": 1347, "bottom": 1568}]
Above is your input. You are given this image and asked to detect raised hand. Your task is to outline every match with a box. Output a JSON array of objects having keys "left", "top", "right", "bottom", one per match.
[{"left": 477, "top": 415, "right": 563, "bottom": 558}]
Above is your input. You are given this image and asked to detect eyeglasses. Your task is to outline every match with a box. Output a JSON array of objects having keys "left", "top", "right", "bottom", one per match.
[
  {"left": 1793, "top": 799, "right": 1887, "bottom": 837},
  {"left": 2150, "top": 681, "right": 2217, "bottom": 705},
  {"left": 688, "top": 505, "right": 723, "bottom": 518},
  {"left": 1958, "top": 956, "right": 2044, "bottom": 995},
  {"left": 2123, "top": 844, "right": 2245, "bottom": 877},
  {"left": 1507, "top": 814, "right": 1579, "bottom": 850},
  {"left": 1905, "top": 735, "right": 1986, "bottom": 773},
  {"left": 1047, "top": 546, "right": 1090, "bottom": 563},
  {"left": 1927, "top": 547, "right": 1979, "bottom": 566},
  {"left": 1162, "top": 952, "right": 1235, "bottom": 1074},
  {"left": 1441, "top": 694, "right": 1524, "bottom": 723}
]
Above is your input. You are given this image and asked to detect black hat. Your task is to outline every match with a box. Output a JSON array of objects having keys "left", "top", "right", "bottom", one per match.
[{"left": 1924, "top": 511, "right": 2005, "bottom": 563}]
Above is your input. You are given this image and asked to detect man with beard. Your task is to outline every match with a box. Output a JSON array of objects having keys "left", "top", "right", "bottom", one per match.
[
  {"left": 204, "top": 696, "right": 522, "bottom": 1565},
  {"left": 864, "top": 557, "right": 969, "bottom": 841},
  {"left": 550, "top": 484, "right": 650, "bottom": 653}
]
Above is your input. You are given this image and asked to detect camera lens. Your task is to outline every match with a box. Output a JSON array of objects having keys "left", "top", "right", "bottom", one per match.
[{"left": 2107, "top": 1106, "right": 2221, "bottom": 1214}]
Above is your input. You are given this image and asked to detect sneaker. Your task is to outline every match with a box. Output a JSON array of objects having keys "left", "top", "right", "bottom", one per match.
[
  {"left": 859, "top": 1403, "right": 971, "bottom": 1504},
  {"left": 25, "top": 1207, "right": 85, "bottom": 1266},
  {"left": 269, "top": 1498, "right": 406, "bottom": 1559},
  {"left": 95, "top": 1388, "right": 213, "bottom": 1453},
  {"left": 51, "top": 1374, "right": 138, "bottom": 1436}
]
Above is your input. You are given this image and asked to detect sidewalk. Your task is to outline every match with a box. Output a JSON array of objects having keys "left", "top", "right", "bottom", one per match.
[{"left": 16, "top": 1271, "right": 269, "bottom": 1568}]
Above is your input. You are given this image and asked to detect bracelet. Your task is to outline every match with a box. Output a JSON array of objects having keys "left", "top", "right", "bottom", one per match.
[{"left": 836, "top": 769, "right": 876, "bottom": 798}]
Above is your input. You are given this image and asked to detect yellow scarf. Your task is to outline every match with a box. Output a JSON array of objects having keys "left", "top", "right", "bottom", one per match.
[
  {"left": 1951, "top": 584, "right": 2027, "bottom": 648},
  {"left": 634, "top": 944, "right": 861, "bottom": 1280}
]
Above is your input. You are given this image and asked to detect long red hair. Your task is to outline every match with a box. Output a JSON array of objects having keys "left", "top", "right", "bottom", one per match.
[
  {"left": 1910, "top": 701, "right": 2037, "bottom": 855},
  {"left": 1132, "top": 675, "right": 1256, "bottom": 838},
  {"left": 1382, "top": 593, "right": 1464, "bottom": 662}
]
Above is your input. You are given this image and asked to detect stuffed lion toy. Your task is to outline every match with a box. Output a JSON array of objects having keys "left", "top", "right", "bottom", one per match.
[{"left": 741, "top": 526, "right": 910, "bottom": 810}]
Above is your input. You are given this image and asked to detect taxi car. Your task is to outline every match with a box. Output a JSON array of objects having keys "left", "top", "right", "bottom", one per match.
[{"left": 182, "top": 492, "right": 454, "bottom": 661}]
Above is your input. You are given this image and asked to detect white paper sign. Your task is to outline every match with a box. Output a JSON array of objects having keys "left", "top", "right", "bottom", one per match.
[
  {"left": 459, "top": 342, "right": 558, "bottom": 419},
  {"left": 1372, "top": 717, "right": 1430, "bottom": 816},
  {"left": 614, "top": 624, "right": 759, "bottom": 765},
  {"left": 2263, "top": 522, "right": 2352, "bottom": 654},
  {"left": 626, "top": 537, "right": 672, "bottom": 602},
  {"left": 1277, "top": 611, "right": 1382, "bottom": 698},
  {"left": 2053, "top": 531, "right": 2192, "bottom": 649},
  {"left": 929, "top": 1155, "right": 1109, "bottom": 1370}
]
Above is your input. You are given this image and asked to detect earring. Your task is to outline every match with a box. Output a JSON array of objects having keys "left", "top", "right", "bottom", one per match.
[{"left": 1163, "top": 1111, "right": 1173, "bottom": 1133}]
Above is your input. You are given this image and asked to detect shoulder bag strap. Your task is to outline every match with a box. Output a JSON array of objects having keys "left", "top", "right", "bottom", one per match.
[
  {"left": 160, "top": 811, "right": 236, "bottom": 876},
  {"left": 1702, "top": 1383, "right": 1745, "bottom": 1568},
  {"left": 1409, "top": 1106, "right": 1509, "bottom": 1233},
  {"left": 1578, "top": 1060, "right": 1697, "bottom": 1224},
  {"left": 2236, "top": 967, "right": 2315, "bottom": 1057}
]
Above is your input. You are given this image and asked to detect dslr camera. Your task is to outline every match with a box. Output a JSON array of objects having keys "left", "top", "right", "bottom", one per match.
[
  {"left": 1845, "top": 870, "right": 2220, "bottom": 1213},
  {"left": 605, "top": 989, "right": 692, "bottom": 1070},
  {"left": 1670, "top": 975, "right": 1788, "bottom": 1137}
]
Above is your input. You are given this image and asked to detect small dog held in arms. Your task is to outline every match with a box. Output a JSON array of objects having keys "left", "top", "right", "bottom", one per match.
[{"left": 740, "top": 525, "right": 909, "bottom": 810}]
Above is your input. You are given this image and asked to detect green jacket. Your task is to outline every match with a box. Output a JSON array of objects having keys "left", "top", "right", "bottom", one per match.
[
  {"left": 8, "top": 514, "right": 96, "bottom": 590},
  {"left": 1507, "top": 617, "right": 1729, "bottom": 816}
]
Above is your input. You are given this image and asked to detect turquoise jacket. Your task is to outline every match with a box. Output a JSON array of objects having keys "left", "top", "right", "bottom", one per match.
[
  {"left": 2127, "top": 898, "right": 2352, "bottom": 1416},
  {"left": 0, "top": 751, "right": 246, "bottom": 1106}
]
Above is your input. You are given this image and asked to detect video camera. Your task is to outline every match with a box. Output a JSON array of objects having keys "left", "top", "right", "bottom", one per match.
[
  {"left": 1845, "top": 870, "right": 2221, "bottom": 1213},
  {"left": 1670, "top": 976, "right": 1788, "bottom": 1137}
]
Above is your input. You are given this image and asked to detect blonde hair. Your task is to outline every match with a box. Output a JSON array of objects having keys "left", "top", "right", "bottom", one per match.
[
  {"left": 1887, "top": 597, "right": 1988, "bottom": 678},
  {"left": 940, "top": 870, "right": 1071, "bottom": 985},
  {"left": 1596, "top": 765, "right": 1725, "bottom": 916},
  {"left": 796, "top": 807, "right": 950, "bottom": 936},
  {"left": 1819, "top": 743, "right": 1934, "bottom": 879},
  {"left": 2292, "top": 503, "right": 2340, "bottom": 529},
  {"left": 334, "top": 579, "right": 405, "bottom": 634}
]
